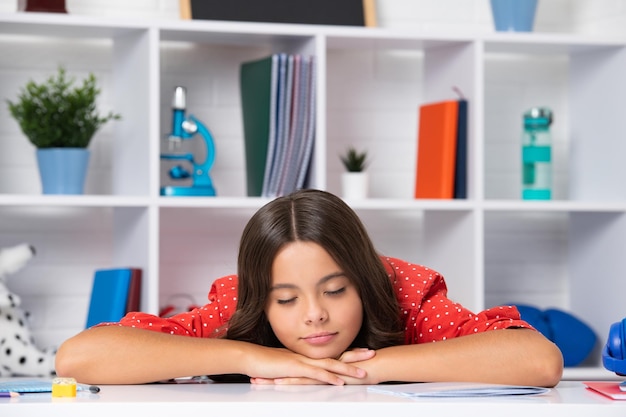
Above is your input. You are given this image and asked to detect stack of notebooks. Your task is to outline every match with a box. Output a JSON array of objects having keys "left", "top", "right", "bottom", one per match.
[
  {"left": 240, "top": 53, "right": 316, "bottom": 197},
  {"left": 85, "top": 268, "right": 142, "bottom": 328},
  {"left": 414, "top": 99, "right": 468, "bottom": 199}
]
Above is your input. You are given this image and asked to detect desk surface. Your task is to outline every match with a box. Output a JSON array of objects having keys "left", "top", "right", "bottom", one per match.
[{"left": 2, "top": 380, "right": 626, "bottom": 417}]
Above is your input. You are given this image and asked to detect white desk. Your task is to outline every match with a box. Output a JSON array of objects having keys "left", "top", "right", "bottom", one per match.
[{"left": 2, "top": 381, "right": 626, "bottom": 417}]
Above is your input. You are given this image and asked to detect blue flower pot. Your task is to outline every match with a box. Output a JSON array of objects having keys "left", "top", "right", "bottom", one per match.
[
  {"left": 36, "top": 148, "right": 90, "bottom": 194},
  {"left": 490, "top": 0, "right": 538, "bottom": 32}
]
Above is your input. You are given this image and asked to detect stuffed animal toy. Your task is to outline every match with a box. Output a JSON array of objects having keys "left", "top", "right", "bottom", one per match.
[{"left": 0, "top": 243, "right": 56, "bottom": 377}]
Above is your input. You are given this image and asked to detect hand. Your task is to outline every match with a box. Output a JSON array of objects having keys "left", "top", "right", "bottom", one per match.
[
  {"left": 338, "top": 348, "right": 376, "bottom": 363},
  {"left": 249, "top": 347, "right": 376, "bottom": 385}
]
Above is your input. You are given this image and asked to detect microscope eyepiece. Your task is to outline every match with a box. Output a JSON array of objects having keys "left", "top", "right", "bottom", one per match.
[{"left": 172, "top": 86, "right": 187, "bottom": 110}]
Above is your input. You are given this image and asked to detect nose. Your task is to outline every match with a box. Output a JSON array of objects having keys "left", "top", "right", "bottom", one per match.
[{"left": 304, "top": 298, "right": 328, "bottom": 324}]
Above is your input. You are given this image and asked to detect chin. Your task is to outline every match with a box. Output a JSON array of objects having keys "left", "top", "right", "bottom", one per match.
[{"left": 296, "top": 346, "right": 345, "bottom": 360}]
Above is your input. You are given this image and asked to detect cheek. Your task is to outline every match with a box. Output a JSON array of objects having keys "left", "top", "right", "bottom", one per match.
[
  {"left": 265, "top": 305, "right": 291, "bottom": 338},
  {"left": 345, "top": 302, "right": 364, "bottom": 329},
  {"left": 334, "top": 295, "right": 364, "bottom": 330}
]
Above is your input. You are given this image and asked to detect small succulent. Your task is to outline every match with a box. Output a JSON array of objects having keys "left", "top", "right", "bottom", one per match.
[{"left": 340, "top": 147, "right": 368, "bottom": 172}]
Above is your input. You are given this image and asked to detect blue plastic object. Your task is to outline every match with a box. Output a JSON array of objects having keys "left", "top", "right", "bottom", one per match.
[
  {"left": 603, "top": 319, "right": 626, "bottom": 376},
  {"left": 513, "top": 304, "right": 597, "bottom": 367},
  {"left": 514, "top": 304, "right": 552, "bottom": 341},
  {"left": 544, "top": 308, "right": 596, "bottom": 367}
]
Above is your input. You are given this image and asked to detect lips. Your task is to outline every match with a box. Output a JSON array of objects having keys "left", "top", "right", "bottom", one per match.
[{"left": 302, "top": 332, "right": 338, "bottom": 345}]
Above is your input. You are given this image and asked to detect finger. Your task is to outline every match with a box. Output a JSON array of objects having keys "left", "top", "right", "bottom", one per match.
[
  {"left": 338, "top": 348, "right": 366, "bottom": 360},
  {"left": 339, "top": 349, "right": 376, "bottom": 363},
  {"left": 250, "top": 377, "right": 276, "bottom": 385},
  {"left": 252, "top": 375, "right": 336, "bottom": 386},
  {"left": 273, "top": 377, "right": 325, "bottom": 385},
  {"left": 301, "top": 367, "right": 346, "bottom": 385},
  {"left": 251, "top": 363, "right": 346, "bottom": 386},
  {"left": 315, "top": 358, "right": 367, "bottom": 379}
]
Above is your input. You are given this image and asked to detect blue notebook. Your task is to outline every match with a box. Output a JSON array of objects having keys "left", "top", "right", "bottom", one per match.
[
  {"left": 0, "top": 379, "right": 98, "bottom": 393},
  {"left": 454, "top": 99, "right": 468, "bottom": 199},
  {"left": 85, "top": 268, "right": 132, "bottom": 328},
  {"left": 0, "top": 379, "right": 53, "bottom": 393}
]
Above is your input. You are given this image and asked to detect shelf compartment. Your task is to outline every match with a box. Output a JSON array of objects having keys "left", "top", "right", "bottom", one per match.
[
  {"left": 484, "top": 208, "right": 626, "bottom": 368},
  {"left": 158, "top": 28, "right": 320, "bottom": 198},
  {"left": 484, "top": 36, "right": 626, "bottom": 203},
  {"left": 0, "top": 204, "right": 151, "bottom": 345},
  {"left": 356, "top": 207, "right": 480, "bottom": 311},
  {"left": 325, "top": 35, "right": 476, "bottom": 200},
  {"left": 158, "top": 206, "right": 255, "bottom": 306},
  {"left": 0, "top": 26, "right": 151, "bottom": 197}
]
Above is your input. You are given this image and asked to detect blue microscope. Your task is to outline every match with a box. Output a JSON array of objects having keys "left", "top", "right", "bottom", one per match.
[{"left": 160, "top": 86, "right": 216, "bottom": 196}]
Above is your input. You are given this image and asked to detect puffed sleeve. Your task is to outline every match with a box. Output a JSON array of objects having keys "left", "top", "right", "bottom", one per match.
[
  {"left": 98, "top": 274, "right": 239, "bottom": 338},
  {"left": 382, "top": 257, "right": 533, "bottom": 345}
]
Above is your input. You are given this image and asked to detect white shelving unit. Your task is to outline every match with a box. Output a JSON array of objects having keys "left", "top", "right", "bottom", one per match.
[{"left": 0, "top": 12, "right": 623, "bottom": 380}]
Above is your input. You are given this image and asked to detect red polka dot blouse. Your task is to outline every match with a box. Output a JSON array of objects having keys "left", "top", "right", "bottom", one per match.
[{"left": 109, "top": 257, "right": 532, "bottom": 343}]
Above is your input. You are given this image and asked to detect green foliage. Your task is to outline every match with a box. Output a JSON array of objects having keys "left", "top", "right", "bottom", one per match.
[
  {"left": 340, "top": 147, "right": 368, "bottom": 172},
  {"left": 6, "top": 67, "right": 121, "bottom": 148}
]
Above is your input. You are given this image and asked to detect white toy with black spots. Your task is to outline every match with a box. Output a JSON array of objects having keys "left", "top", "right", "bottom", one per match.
[{"left": 0, "top": 243, "right": 56, "bottom": 377}]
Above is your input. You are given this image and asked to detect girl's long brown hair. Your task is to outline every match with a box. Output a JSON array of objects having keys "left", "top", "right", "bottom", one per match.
[{"left": 225, "top": 189, "right": 403, "bottom": 350}]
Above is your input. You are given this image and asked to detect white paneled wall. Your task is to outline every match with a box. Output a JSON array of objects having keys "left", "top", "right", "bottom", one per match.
[
  {"left": 326, "top": 48, "right": 423, "bottom": 199},
  {"left": 1, "top": 0, "right": 626, "bottom": 350},
  {"left": 571, "top": 0, "right": 626, "bottom": 34}
]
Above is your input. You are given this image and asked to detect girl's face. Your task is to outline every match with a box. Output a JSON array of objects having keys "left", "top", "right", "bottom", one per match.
[{"left": 265, "top": 241, "right": 363, "bottom": 359}]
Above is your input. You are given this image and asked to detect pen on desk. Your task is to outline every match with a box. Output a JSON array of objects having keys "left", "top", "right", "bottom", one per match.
[
  {"left": 77, "top": 384, "right": 100, "bottom": 394},
  {"left": 0, "top": 392, "right": 20, "bottom": 398}
]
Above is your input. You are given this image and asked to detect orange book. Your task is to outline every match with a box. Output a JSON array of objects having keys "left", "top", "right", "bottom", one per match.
[{"left": 414, "top": 100, "right": 459, "bottom": 199}]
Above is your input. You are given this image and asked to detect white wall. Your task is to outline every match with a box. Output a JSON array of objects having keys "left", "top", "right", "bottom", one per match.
[{"left": 1, "top": 0, "right": 626, "bottom": 349}]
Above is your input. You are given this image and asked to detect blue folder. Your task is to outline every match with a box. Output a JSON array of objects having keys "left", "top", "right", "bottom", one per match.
[{"left": 85, "top": 268, "right": 132, "bottom": 328}]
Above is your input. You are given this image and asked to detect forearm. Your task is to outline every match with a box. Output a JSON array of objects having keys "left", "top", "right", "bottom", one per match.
[
  {"left": 56, "top": 326, "right": 368, "bottom": 386},
  {"left": 365, "top": 329, "right": 563, "bottom": 387},
  {"left": 55, "top": 326, "right": 250, "bottom": 385}
]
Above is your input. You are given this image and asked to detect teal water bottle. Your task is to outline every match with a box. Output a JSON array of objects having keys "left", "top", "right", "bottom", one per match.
[{"left": 522, "top": 107, "right": 552, "bottom": 200}]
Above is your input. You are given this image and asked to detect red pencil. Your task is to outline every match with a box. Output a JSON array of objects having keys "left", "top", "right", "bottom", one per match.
[{"left": 0, "top": 392, "right": 20, "bottom": 398}]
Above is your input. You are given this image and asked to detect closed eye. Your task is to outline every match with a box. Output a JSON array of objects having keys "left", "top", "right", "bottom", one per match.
[
  {"left": 325, "top": 287, "right": 346, "bottom": 296},
  {"left": 277, "top": 297, "right": 296, "bottom": 305}
]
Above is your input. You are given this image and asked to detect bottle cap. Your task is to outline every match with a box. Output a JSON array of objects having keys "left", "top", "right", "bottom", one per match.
[{"left": 524, "top": 107, "right": 553, "bottom": 127}]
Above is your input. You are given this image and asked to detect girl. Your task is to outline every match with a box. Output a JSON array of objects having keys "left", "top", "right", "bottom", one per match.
[{"left": 55, "top": 189, "right": 563, "bottom": 386}]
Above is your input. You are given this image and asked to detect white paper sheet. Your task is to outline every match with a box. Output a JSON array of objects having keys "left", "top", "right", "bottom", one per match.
[{"left": 367, "top": 382, "right": 550, "bottom": 398}]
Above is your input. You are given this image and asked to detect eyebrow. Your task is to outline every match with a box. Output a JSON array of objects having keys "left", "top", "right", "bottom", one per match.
[{"left": 270, "top": 271, "right": 347, "bottom": 291}]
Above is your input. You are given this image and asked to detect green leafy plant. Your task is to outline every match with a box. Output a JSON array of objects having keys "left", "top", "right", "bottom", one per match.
[
  {"left": 340, "top": 147, "right": 368, "bottom": 172},
  {"left": 6, "top": 66, "right": 121, "bottom": 148}
]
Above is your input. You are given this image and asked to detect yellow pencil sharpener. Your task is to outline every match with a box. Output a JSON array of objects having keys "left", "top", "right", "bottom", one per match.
[{"left": 52, "top": 377, "right": 77, "bottom": 398}]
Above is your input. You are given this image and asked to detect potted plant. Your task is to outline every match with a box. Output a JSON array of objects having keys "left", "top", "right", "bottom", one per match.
[
  {"left": 489, "top": 0, "right": 538, "bottom": 32},
  {"left": 6, "top": 66, "right": 120, "bottom": 194},
  {"left": 340, "top": 147, "right": 369, "bottom": 199}
]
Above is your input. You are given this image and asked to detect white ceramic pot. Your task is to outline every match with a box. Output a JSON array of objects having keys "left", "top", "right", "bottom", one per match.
[{"left": 341, "top": 172, "right": 368, "bottom": 200}]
